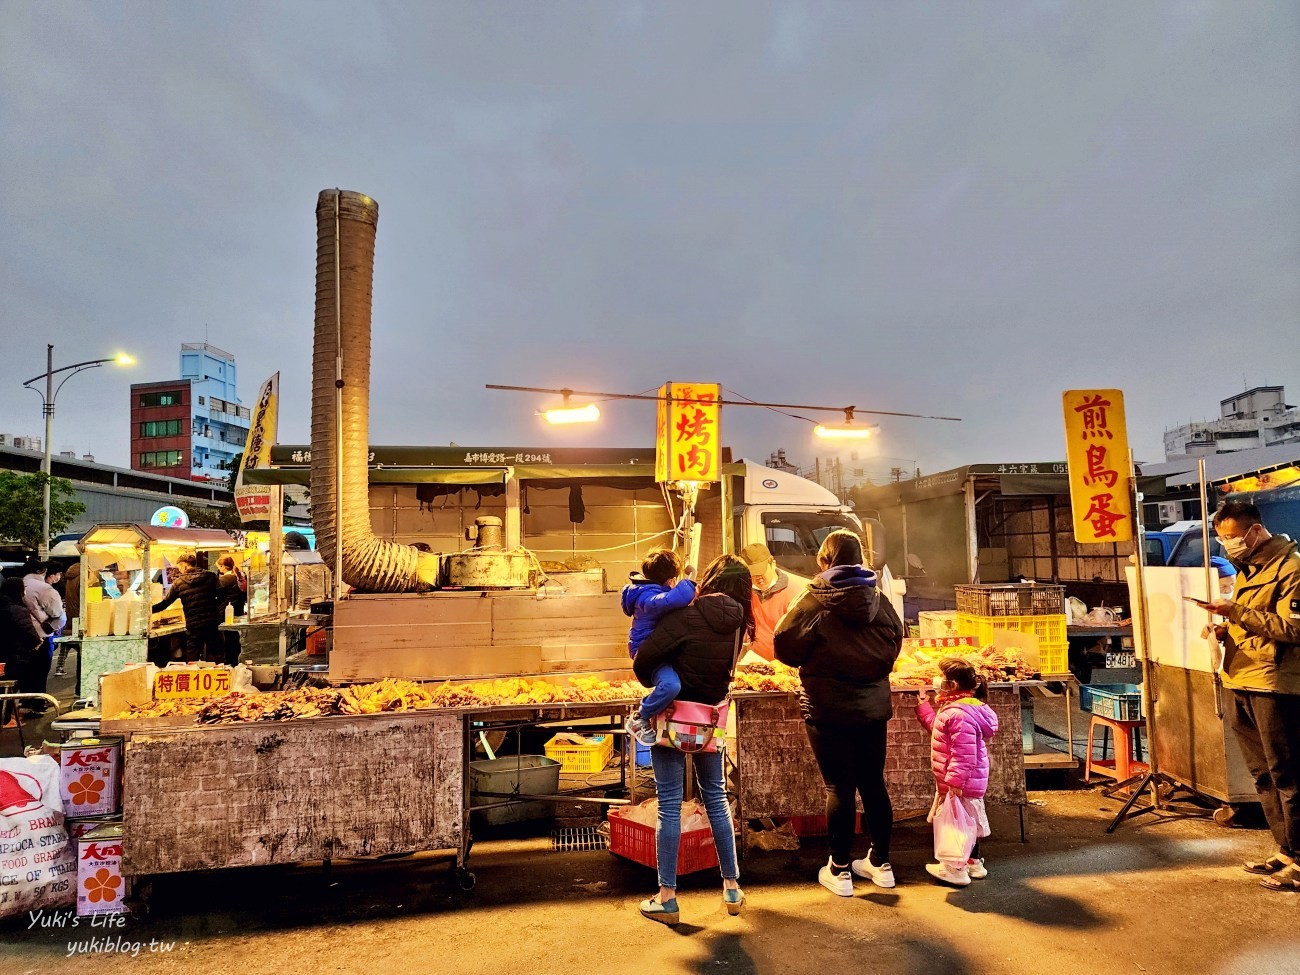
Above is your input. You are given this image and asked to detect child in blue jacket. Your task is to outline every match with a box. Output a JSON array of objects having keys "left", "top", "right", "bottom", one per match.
[{"left": 622, "top": 549, "right": 696, "bottom": 745}]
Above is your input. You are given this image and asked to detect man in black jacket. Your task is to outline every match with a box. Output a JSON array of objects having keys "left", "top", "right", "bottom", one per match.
[{"left": 152, "top": 553, "right": 225, "bottom": 663}]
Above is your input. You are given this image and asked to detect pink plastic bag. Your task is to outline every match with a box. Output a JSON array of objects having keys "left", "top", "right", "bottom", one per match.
[{"left": 932, "top": 792, "right": 978, "bottom": 863}]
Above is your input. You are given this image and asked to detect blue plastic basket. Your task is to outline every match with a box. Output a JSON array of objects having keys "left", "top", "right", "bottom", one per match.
[{"left": 1080, "top": 683, "right": 1144, "bottom": 721}]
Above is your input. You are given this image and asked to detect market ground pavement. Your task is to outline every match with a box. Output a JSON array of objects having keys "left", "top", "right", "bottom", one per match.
[{"left": 2, "top": 786, "right": 1297, "bottom": 975}]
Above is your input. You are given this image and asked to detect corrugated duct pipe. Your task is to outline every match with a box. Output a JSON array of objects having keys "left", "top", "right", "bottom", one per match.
[{"left": 310, "top": 189, "right": 439, "bottom": 592}]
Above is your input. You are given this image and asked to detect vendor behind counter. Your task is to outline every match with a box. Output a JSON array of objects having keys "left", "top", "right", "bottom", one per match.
[{"left": 151, "top": 551, "right": 232, "bottom": 664}]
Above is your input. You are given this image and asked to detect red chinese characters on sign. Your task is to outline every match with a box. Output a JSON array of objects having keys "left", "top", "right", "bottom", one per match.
[
  {"left": 1084, "top": 443, "right": 1119, "bottom": 489},
  {"left": 1063, "top": 389, "right": 1133, "bottom": 544},
  {"left": 1081, "top": 492, "right": 1127, "bottom": 539},
  {"left": 1074, "top": 394, "right": 1115, "bottom": 440},
  {"left": 674, "top": 386, "right": 717, "bottom": 478},
  {"left": 656, "top": 382, "right": 721, "bottom": 483}
]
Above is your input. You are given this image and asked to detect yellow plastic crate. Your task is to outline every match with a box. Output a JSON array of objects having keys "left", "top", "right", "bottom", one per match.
[
  {"left": 544, "top": 733, "right": 615, "bottom": 775},
  {"left": 955, "top": 613, "right": 1070, "bottom": 676}
]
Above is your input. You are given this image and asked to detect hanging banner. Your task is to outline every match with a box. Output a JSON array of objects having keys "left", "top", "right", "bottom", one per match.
[
  {"left": 655, "top": 382, "right": 722, "bottom": 483},
  {"left": 1062, "top": 388, "right": 1133, "bottom": 543},
  {"left": 234, "top": 372, "right": 280, "bottom": 523}
]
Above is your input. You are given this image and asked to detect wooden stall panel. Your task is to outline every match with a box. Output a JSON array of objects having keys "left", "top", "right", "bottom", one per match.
[
  {"left": 122, "top": 712, "right": 463, "bottom": 876},
  {"left": 736, "top": 689, "right": 1026, "bottom": 820}
]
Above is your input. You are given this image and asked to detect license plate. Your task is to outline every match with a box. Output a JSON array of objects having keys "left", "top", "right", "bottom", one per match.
[{"left": 1106, "top": 652, "right": 1135, "bottom": 668}]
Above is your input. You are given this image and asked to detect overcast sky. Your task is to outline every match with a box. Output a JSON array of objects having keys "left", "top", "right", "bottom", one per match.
[{"left": 2, "top": 1, "right": 1297, "bottom": 480}]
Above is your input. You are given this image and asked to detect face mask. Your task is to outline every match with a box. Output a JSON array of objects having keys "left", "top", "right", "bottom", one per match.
[
  {"left": 932, "top": 675, "right": 945, "bottom": 690},
  {"left": 1220, "top": 527, "right": 1254, "bottom": 562}
]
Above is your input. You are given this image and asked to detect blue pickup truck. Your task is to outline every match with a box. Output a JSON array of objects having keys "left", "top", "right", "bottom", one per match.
[
  {"left": 1146, "top": 485, "right": 1300, "bottom": 566},
  {"left": 1144, "top": 521, "right": 1223, "bottom": 567}
]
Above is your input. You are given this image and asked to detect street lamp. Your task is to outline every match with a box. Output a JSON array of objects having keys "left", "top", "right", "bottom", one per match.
[{"left": 22, "top": 345, "right": 134, "bottom": 558}]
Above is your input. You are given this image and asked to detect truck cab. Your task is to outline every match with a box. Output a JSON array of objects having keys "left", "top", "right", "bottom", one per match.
[
  {"left": 1147, "top": 520, "right": 1224, "bottom": 568},
  {"left": 722, "top": 460, "right": 906, "bottom": 618}
]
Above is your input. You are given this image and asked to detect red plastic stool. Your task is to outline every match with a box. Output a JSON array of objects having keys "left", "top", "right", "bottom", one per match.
[{"left": 1085, "top": 715, "right": 1147, "bottom": 783}]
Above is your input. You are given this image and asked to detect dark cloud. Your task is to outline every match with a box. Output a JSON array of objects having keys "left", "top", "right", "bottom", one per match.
[{"left": 2, "top": 1, "right": 1296, "bottom": 475}]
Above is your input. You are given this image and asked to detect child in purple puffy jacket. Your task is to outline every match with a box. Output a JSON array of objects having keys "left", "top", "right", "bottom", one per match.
[{"left": 916, "top": 656, "right": 999, "bottom": 887}]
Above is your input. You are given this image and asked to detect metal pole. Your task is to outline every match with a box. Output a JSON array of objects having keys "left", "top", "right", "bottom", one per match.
[
  {"left": 40, "top": 344, "right": 54, "bottom": 560},
  {"left": 1198, "top": 458, "right": 1225, "bottom": 718},
  {"left": 1128, "top": 449, "right": 1162, "bottom": 808}
]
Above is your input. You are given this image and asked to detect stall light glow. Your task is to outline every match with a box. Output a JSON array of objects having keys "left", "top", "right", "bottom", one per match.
[
  {"left": 814, "top": 423, "right": 874, "bottom": 440},
  {"left": 542, "top": 402, "right": 600, "bottom": 424}
]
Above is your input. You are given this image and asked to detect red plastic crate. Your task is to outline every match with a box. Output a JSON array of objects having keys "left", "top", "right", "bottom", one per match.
[
  {"left": 787, "top": 812, "right": 863, "bottom": 837},
  {"left": 608, "top": 809, "right": 720, "bottom": 875}
]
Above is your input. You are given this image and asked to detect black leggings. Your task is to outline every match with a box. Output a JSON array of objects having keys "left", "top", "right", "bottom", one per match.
[{"left": 805, "top": 720, "right": 893, "bottom": 866}]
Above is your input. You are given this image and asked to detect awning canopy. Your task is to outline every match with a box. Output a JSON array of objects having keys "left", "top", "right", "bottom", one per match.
[{"left": 79, "top": 523, "right": 236, "bottom": 551}]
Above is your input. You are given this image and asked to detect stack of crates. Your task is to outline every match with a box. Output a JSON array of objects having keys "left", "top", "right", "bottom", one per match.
[{"left": 954, "top": 583, "right": 1069, "bottom": 676}]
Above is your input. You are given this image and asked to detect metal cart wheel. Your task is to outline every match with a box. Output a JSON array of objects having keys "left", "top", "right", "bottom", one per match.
[{"left": 455, "top": 867, "right": 477, "bottom": 891}]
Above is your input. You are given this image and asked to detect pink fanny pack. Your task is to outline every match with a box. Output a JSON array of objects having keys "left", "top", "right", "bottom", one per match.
[{"left": 653, "top": 699, "right": 730, "bottom": 753}]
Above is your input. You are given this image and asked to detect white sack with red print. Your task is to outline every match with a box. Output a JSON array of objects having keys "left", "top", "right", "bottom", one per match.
[{"left": 0, "top": 755, "right": 75, "bottom": 919}]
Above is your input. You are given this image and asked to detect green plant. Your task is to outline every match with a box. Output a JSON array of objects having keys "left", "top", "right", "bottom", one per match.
[{"left": 0, "top": 470, "right": 86, "bottom": 549}]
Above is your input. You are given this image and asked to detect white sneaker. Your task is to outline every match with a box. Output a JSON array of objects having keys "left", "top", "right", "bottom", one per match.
[
  {"left": 851, "top": 854, "right": 896, "bottom": 889},
  {"left": 818, "top": 858, "right": 855, "bottom": 897},
  {"left": 966, "top": 858, "right": 988, "bottom": 880},
  {"left": 925, "top": 862, "right": 971, "bottom": 887}
]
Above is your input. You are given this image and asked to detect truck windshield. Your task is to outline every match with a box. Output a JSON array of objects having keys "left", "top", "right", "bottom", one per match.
[
  {"left": 1169, "top": 531, "right": 1224, "bottom": 568},
  {"left": 760, "top": 512, "right": 863, "bottom": 579}
]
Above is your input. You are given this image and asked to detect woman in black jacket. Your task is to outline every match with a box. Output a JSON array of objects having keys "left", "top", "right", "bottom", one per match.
[
  {"left": 774, "top": 529, "right": 904, "bottom": 896},
  {"left": 1, "top": 576, "right": 44, "bottom": 698},
  {"left": 632, "top": 554, "right": 752, "bottom": 926}
]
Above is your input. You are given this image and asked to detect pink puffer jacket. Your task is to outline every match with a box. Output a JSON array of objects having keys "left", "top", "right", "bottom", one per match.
[{"left": 916, "top": 697, "right": 999, "bottom": 798}]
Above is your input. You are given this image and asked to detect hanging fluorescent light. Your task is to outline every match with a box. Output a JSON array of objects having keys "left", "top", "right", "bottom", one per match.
[
  {"left": 814, "top": 408, "right": 875, "bottom": 440},
  {"left": 541, "top": 390, "right": 600, "bottom": 424}
]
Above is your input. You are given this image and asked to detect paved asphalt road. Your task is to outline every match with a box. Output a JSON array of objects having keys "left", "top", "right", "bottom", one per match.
[{"left": 2, "top": 786, "right": 1297, "bottom": 975}]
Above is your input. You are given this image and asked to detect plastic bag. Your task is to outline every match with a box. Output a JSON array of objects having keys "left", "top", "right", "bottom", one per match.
[
  {"left": 0, "top": 755, "right": 76, "bottom": 919},
  {"left": 932, "top": 792, "right": 978, "bottom": 863}
]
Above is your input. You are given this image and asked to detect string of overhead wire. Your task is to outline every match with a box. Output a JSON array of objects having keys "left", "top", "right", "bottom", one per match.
[{"left": 720, "top": 385, "right": 822, "bottom": 428}]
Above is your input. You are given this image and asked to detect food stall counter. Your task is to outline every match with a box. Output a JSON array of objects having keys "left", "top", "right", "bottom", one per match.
[{"left": 75, "top": 523, "right": 242, "bottom": 702}]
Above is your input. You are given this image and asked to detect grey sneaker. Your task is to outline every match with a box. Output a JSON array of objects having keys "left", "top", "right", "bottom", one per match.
[
  {"left": 966, "top": 858, "right": 988, "bottom": 880},
  {"left": 851, "top": 854, "right": 896, "bottom": 889},
  {"left": 627, "top": 712, "right": 658, "bottom": 746}
]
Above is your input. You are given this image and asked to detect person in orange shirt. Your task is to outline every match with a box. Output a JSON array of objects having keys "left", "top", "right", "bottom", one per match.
[{"left": 738, "top": 543, "right": 802, "bottom": 660}]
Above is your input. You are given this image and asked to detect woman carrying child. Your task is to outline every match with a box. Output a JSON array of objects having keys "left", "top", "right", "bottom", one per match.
[
  {"left": 917, "top": 656, "right": 999, "bottom": 886},
  {"left": 631, "top": 554, "right": 752, "bottom": 925}
]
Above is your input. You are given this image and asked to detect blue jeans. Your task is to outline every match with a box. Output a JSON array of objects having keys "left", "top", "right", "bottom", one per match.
[
  {"left": 640, "top": 664, "right": 681, "bottom": 718},
  {"left": 649, "top": 744, "right": 739, "bottom": 890}
]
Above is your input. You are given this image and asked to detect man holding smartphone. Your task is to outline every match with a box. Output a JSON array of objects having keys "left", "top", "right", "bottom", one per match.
[{"left": 1206, "top": 502, "right": 1300, "bottom": 891}]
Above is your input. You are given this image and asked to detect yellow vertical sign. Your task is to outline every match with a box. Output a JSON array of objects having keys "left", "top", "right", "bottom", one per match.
[
  {"left": 1062, "top": 389, "right": 1133, "bottom": 543},
  {"left": 234, "top": 372, "right": 280, "bottom": 523},
  {"left": 655, "top": 382, "right": 722, "bottom": 484}
]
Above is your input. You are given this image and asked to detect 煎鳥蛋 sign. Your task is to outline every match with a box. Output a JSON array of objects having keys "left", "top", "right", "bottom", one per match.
[{"left": 1062, "top": 389, "right": 1133, "bottom": 543}]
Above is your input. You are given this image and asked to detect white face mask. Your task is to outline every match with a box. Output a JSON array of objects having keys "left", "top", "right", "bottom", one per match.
[
  {"left": 932, "top": 675, "right": 945, "bottom": 690},
  {"left": 1220, "top": 526, "right": 1255, "bottom": 562}
]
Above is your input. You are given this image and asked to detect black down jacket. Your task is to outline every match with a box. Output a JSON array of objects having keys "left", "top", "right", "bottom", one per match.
[
  {"left": 632, "top": 592, "right": 746, "bottom": 705},
  {"left": 773, "top": 567, "right": 904, "bottom": 725},
  {"left": 153, "top": 568, "right": 224, "bottom": 631}
]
